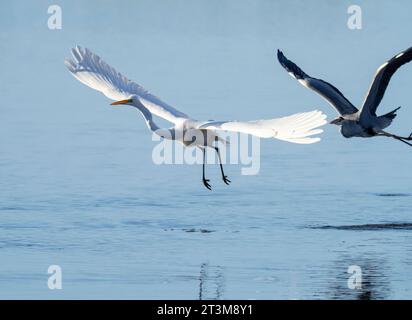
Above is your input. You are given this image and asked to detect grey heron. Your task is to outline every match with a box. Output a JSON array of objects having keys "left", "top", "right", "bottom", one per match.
[{"left": 277, "top": 47, "right": 412, "bottom": 147}]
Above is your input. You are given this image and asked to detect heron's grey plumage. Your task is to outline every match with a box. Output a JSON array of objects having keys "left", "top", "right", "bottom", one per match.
[
  {"left": 277, "top": 50, "right": 358, "bottom": 116},
  {"left": 277, "top": 47, "right": 412, "bottom": 146},
  {"left": 360, "top": 47, "right": 412, "bottom": 119}
]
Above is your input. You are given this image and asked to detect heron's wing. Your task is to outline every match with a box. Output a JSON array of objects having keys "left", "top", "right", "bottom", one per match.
[
  {"left": 360, "top": 46, "right": 412, "bottom": 117},
  {"left": 197, "top": 110, "right": 327, "bottom": 144},
  {"left": 65, "top": 46, "right": 189, "bottom": 123},
  {"left": 277, "top": 50, "right": 358, "bottom": 115}
]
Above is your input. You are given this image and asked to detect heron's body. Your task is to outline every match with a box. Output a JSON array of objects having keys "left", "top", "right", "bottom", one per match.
[
  {"left": 277, "top": 47, "right": 412, "bottom": 146},
  {"left": 340, "top": 119, "right": 372, "bottom": 138},
  {"left": 338, "top": 111, "right": 396, "bottom": 138},
  {"left": 65, "top": 46, "right": 327, "bottom": 189}
]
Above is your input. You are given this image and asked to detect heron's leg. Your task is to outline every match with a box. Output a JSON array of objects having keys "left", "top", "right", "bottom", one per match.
[
  {"left": 380, "top": 130, "right": 412, "bottom": 140},
  {"left": 214, "top": 147, "right": 231, "bottom": 185},
  {"left": 378, "top": 131, "right": 412, "bottom": 147},
  {"left": 393, "top": 137, "right": 412, "bottom": 147},
  {"left": 202, "top": 148, "right": 211, "bottom": 190}
]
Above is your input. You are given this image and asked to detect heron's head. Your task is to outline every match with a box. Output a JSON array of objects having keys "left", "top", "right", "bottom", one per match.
[
  {"left": 110, "top": 96, "right": 135, "bottom": 106},
  {"left": 330, "top": 116, "right": 344, "bottom": 126}
]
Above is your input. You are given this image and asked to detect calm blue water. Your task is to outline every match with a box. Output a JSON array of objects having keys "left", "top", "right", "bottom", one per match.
[{"left": 1, "top": 0, "right": 412, "bottom": 299}]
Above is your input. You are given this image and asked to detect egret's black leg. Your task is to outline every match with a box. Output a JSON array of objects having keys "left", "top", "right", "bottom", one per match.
[
  {"left": 202, "top": 148, "right": 211, "bottom": 190},
  {"left": 214, "top": 147, "right": 230, "bottom": 185}
]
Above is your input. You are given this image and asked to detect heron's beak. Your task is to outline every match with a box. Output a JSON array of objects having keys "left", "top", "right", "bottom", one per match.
[{"left": 111, "top": 99, "right": 132, "bottom": 106}]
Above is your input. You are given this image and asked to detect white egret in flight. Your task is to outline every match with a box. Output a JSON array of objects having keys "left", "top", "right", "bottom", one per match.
[
  {"left": 277, "top": 47, "right": 412, "bottom": 147},
  {"left": 65, "top": 46, "right": 327, "bottom": 190}
]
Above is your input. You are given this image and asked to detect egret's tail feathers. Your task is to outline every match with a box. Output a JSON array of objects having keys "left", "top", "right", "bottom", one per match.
[{"left": 266, "top": 110, "right": 327, "bottom": 144}]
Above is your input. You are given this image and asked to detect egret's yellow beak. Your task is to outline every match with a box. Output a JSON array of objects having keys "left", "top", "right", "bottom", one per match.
[{"left": 111, "top": 99, "right": 132, "bottom": 105}]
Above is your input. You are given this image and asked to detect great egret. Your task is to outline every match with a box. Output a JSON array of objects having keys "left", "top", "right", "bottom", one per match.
[
  {"left": 65, "top": 46, "right": 327, "bottom": 190},
  {"left": 277, "top": 47, "right": 412, "bottom": 147}
]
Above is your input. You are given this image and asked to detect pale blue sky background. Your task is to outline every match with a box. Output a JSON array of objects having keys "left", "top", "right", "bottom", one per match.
[{"left": 1, "top": 0, "right": 412, "bottom": 299}]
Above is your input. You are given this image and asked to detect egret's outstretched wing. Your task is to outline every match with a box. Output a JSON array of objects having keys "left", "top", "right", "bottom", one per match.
[
  {"left": 277, "top": 50, "right": 358, "bottom": 116},
  {"left": 197, "top": 110, "right": 327, "bottom": 144},
  {"left": 360, "top": 46, "right": 412, "bottom": 117},
  {"left": 65, "top": 46, "right": 189, "bottom": 123}
]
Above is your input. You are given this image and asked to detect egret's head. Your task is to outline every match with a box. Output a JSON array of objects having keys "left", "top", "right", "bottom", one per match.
[
  {"left": 110, "top": 96, "right": 134, "bottom": 106},
  {"left": 330, "top": 116, "right": 344, "bottom": 126}
]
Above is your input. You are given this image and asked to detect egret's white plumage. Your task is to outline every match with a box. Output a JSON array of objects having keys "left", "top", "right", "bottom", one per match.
[
  {"left": 197, "top": 111, "right": 326, "bottom": 143},
  {"left": 65, "top": 46, "right": 327, "bottom": 189},
  {"left": 65, "top": 46, "right": 188, "bottom": 123}
]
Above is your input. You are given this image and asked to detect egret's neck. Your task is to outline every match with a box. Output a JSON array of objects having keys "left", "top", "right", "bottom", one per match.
[{"left": 133, "top": 104, "right": 174, "bottom": 140}]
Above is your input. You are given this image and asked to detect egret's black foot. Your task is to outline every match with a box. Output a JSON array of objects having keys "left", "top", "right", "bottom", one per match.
[
  {"left": 202, "top": 178, "right": 212, "bottom": 190},
  {"left": 222, "top": 175, "right": 231, "bottom": 185}
]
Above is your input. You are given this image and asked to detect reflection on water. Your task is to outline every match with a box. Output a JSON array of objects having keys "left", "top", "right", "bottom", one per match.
[
  {"left": 327, "top": 256, "right": 390, "bottom": 300},
  {"left": 374, "top": 193, "right": 411, "bottom": 197},
  {"left": 199, "top": 263, "right": 224, "bottom": 300},
  {"left": 2, "top": 0, "right": 412, "bottom": 300},
  {"left": 310, "top": 223, "right": 412, "bottom": 231}
]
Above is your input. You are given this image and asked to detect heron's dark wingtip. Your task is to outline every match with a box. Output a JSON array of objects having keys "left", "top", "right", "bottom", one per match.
[
  {"left": 277, "top": 49, "right": 283, "bottom": 58},
  {"left": 277, "top": 49, "right": 286, "bottom": 65}
]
